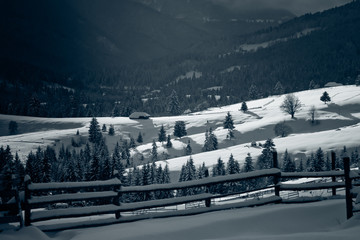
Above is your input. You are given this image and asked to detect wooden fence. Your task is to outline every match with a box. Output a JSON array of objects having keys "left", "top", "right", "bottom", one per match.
[{"left": 1, "top": 152, "right": 360, "bottom": 231}]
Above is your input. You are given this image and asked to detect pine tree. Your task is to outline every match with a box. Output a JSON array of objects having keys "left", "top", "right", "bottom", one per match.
[
  {"left": 108, "top": 124, "right": 115, "bottom": 136},
  {"left": 129, "top": 137, "right": 136, "bottom": 149},
  {"left": 8, "top": 120, "right": 18, "bottom": 135},
  {"left": 88, "top": 117, "right": 102, "bottom": 144},
  {"left": 243, "top": 153, "right": 254, "bottom": 172},
  {"left": 173, "top": 121, "right": 187, "bottom": 138},
  {"left": 282, "top": 150, "right": 296, "bottom": 172},
  {"left": 248, "top": 84, "right": 259, "bottom": 100},
  {"left": 158, "top": 125, "right": 166, "bottom": 143},
  {"left": 256, "top": 139, "right": 275, "bottom": 169},
  {"left": 167, "top": 90, "right": 181, "bottom": 115},
  {"left": 227, "top": 154, "right": 240, "bottom": 174},
  {"left": 273, "top": 81, "right": 284, "bottom": 95},
  {"left": 102, "top": 124, "right": 107, "bottom": 132},
  {"left": 42, "top": 150, "right": 51, "bottom": 183},
  {"left": 137, "top": 132, "right": 143, "bottom": 143},
  {"left": 313, "top": 148, "right": 325, "bottom": 171},
  {"left": 351, "top": 149, "right": 359, "bottom": 167},
  {"left": 223, "top": 112, "right": 235, "bottom": 130},
  {"left": 13, "top": 152, "right": 25, "bottom": 187},
  {"left": 166, "top": 135, "right": 172, "bottom": 148},
  {"left": 212, "top": 157, "right": 226, "bottom": 177},
  {"left": 185, "top": 157, "right": 197, "bottom": 181},
  {"left": 320, "top": 91, "right": 331, "bottom": 104},
  {"left": 185, "top": 140, "right": 192, "bottom": 155},
  {"left": 142, "top": 163, "right": 150, "bottom": 186},
  {"left": 197, "top": 162, "right": 209, "bottom": 179},
  {"left": 151, "top": 139, "right": 158, "bottom": 162},
  {"left": 297, "top": 158, "right": 304, "bottom": 172},
  {"left": 241, "top": 102, "right": 248, "bottom": 112},
  {"left": 150, "top": 162, "right": 157, "bottom": 184}
]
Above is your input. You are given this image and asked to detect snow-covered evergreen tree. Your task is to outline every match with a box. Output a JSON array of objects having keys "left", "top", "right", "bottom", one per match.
[
  {"left": 256, "top": 139, "right": 275, "bottom": 169},
  {"left": 185, "top": 140, "right": 192, "bottom": 155},
  {"left": 137, "top": 132, "right": 143, "bottom": 143},
  {"left": 212, "top": 157, "right": 226, "bottom": 177},
  {"left": 151, "top": 139, "right": 158, "bottom": 162},
  {"left": 227, "top": 154, "right": 240, "bottom": 174},
  {"left": 88, "top": 117, "right": 102, "bottom": 144},
  {"left": 313, "top": 148, "right": 325, "bottom": 171},
  {"left": 223, "top": 112, "right": 235, "bottom": 130},
  {"left": 173, "top": 121, "right": 187, "bottom": 138},
  {"left": 241, "top": 101, "right": 248, "bottom": 112},
  {"left": 158, "top": 125, "right": 166, "bottom": 143},
  {"left": 166, "top": 135, "right": 172, "bottom": 148},
  {"left": 282, "top": 150, "right": 296, "bottom": 172},
  {"left": 273, "top": 81, "right": 284, "bottom": 95},
  {"left": 167, "top": 90, "right": 181, "bottom": 115},
  {"left": 243, "top": 153, "right": 254, "bottom": 172}
]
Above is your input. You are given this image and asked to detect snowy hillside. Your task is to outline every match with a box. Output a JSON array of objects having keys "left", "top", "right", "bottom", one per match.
[{"left": 1, "top": 85, "right": 360, "bottom": 172}]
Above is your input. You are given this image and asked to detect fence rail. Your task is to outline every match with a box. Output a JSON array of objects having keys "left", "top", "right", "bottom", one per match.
[{"left": 1, "top": 152, "right": 359, "bottom": 231}]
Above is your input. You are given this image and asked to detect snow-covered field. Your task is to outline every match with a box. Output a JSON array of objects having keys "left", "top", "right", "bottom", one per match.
[
  {"left": 1, "top": 85, "right": 359, "bottom": 171},
  {"left": 1, "top": 199, "right": 360, "bottom": 240}
]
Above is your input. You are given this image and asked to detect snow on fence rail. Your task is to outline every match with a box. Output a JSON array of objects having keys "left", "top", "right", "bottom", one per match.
[{"left": 12, "top": 153, "right": 360, "bottom": 230}]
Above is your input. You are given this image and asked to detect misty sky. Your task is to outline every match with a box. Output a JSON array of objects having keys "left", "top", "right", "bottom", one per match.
[{"left": 213, "top": 0, "right": 353, "bottom": 15}]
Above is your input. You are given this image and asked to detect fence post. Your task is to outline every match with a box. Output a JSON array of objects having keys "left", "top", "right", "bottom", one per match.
[
  {"left": 272, "top": 151, "right": 280, "bottom": 197},
  {"left": 113, "top": 175, "right": 121, "bottom": 219},
  {"left": 24, "top": 175, "right": 31, "bottom": 226},
  {"left": 343, "top": 157, "right": 353, "bottom": 219},
  {"left": 205, "top": 184, "right": 211, "bottom": 207},
  {"left": 331, "top": 151, "right": 336, "bottom": 196}
]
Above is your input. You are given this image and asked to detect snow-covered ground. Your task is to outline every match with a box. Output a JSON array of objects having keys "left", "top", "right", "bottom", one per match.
[
  {"left": 1, "top": 85, "right": 360, "bottom": 171},
  {"left": 1, "top": 199, "right": 360, "bottom": 240}
]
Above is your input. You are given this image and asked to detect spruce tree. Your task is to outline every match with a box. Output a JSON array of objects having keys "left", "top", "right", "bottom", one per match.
[
  {"left": 227, "top": 154, "right": 240, "bottom": 174},
  {"left": 212, "top": 158, "right": 226, "bottom": 177},
  {"left": 166, "top": 135, "right": 172, "bottom": 148},
  {"left": 102, "top": 124, "right": 107, "bottom": 132},
  {"left": 88, "top": 117, "right": 102, "bottom": 144},
  {"left": 282, "top": 150, "right": 296, "bottom": 172},
  {"left": 248, "top": 84, "right": 259, "bottom": 100},
  {"left": 137, "top": 132, "right": 143, "bottom": 143},
  {"left": 185, "top": 140, "right": 192, "bottom": 155},
  {"left": 13, "top": 152, "right": 25, "bottom": 187},
  {"left": 129, "top": 137, "right": 136, "bottom": 149},
  {"left": 167, "top": 90, "right": 181, "bottom": 115},
  {"left": 151, "top": 140, "right": 158, "bottom": 162},
  {"left": 273, "top": 81, "right": 284, "bottom": 95},
  {"left": 241, "top": 102, "right": 248, "bottom": 112},
  {"left": 158, "top": 125, "right": 166, "bottom": 143},
  {"left": 256, "top": 139, "right": 275, "bottom": 169},
  {"left": 313, "top": 148, "right": 325, "bottom": 171},
  {"left": 108, "top": 124, "right": 115, "bottom": 136},
  {"left": 173, "top": 121, "right": 187, "bottom": 138},
  {"left": 243, "top": 153, "right": 254, "bottom": 172},
  {"left": 297, "top": 158, "right": 304, "bottom": 172},
  {"left": 223, "top": 112, "right": 235, "bottom": 130}
]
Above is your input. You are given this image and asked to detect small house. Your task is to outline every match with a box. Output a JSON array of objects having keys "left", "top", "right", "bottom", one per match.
[{"left": 129, "top": 112, "right": 150, "bottom": 120}]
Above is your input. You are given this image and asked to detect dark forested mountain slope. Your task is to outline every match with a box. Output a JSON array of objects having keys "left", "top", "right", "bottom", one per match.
[{"left": 0, "top": 0, "right": 359, "bottom": 118}]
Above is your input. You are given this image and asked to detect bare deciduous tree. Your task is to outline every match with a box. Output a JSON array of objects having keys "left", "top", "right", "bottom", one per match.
[
  {"left": 308, "top": 105, "right": 317, "bottom": 124},
  {"left": 280, "top": 94, "right": 301, "bottom": 119}
]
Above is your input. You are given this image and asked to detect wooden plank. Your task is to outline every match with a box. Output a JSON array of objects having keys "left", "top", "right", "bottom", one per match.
[
  {"left": 120, "top": 169, "right": 280, "bottom": 193},
  {"left": 279, "top": 182, "right": 345, "bottom": 191},
  {"left": 31, "top": 204, "right": 120, "bottom": 222},
  {"left": 28, "top": 178, "right": 121, "bottom": 192},
  {"left": 281, "top": 171, "right": 344, "bottom": 178},
  {"left": 119, "top": 193, "right": 213, "bottom": 212},
  {"left": 29, "top": 191, "right": 117, "bottom": 206}
]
